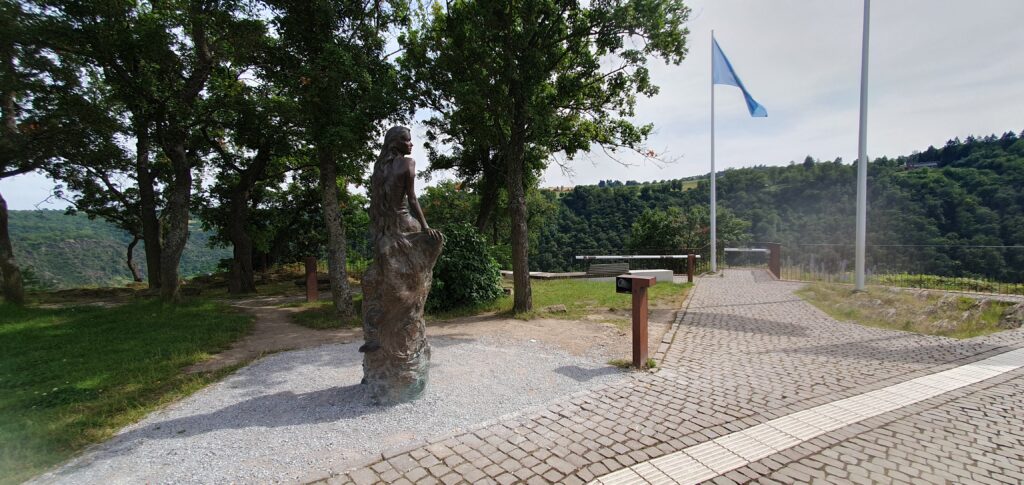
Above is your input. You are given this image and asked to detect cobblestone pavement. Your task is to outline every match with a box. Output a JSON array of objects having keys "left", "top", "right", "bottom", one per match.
[{"left": 314, "top": 269, "right": 1024, "bottom": 484}]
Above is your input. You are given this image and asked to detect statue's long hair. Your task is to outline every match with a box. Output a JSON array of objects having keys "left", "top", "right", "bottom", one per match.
[{"left": 369, "top": 126, "right": 411, "bottom": 242}]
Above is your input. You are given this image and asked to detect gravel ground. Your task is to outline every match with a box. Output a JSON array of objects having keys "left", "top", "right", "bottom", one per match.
[{"left": 32, "top": 336, "right": 628, "bottom": 484}]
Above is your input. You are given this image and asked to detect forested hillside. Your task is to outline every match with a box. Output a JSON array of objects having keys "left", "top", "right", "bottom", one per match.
[
  {"left": 531, "top": 131, "right": 1024, "bottom": 282},
  {"left": 8, "top": 211, "right": 229, "bottom": 289},
  {"left": 10, "top": 131, "right": 1023, "bottom": 289}
]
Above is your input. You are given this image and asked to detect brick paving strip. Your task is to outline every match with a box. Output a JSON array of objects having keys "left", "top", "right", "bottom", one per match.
[
  {"left": 592, "top": 347, "right": 1024, "bottom": 484},
  {"left": 314, "top": 270, "right": 1024, "bottom": 485}
]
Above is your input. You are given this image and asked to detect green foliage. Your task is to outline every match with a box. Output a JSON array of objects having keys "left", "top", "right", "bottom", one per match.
[
  {"left": 404, "top": 0, "right": 691, "bottom": 312},
  {"left": 628, "top": 206, "right": 750, "bottom": 252},
  {"left": 607, "top": 359, "right": 632, "bottom": 369},
  {"left": 262, "top": 0, "right": 411, "bottom": 176},
  {"left": 8, "top": 211, "right": 229, "bottom": 289},
  {"left": 419, "top": 181, "right": 558, "bottom": 270},
  {"left": 531, "top": 132, "right": 1024, "bottom": 282},
  {"left": 426, "top": 223, "right": 504, "bottom": 312},
  {"left": 0, "top": 299, "right": 253, "bottom": 484},
  {"left": 420, "top": 181, "right": 477, "bottom": 230}
]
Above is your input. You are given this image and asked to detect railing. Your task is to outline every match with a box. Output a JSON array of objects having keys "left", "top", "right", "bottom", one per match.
[
  {"left": 721, "top": 246, "right": 771, "bottom": 269},
  {"left": 565, "top": 246, "right": 713, "bottom": 275},
  {"left": 779, "top": 243, "right": 1024, "bottom": 295}
]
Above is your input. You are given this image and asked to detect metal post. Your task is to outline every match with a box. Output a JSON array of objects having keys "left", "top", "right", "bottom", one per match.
[
  {"left": 710, "top": 30, "right": 717, "bottom": 273},
  {"left": 855, "top": 0, "right": 871, "bottom": 291},
  {"left": 767, "top": 243, "right": 781, "bottom": 279}
]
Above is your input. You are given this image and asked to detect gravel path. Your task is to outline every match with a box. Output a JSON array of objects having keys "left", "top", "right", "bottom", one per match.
[{"left": 32, "top": 336, "right": 628, "bottom": 484}]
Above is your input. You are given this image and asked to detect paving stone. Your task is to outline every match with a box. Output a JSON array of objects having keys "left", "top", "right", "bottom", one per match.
[
  {"left": 323, "top": 270, "right": 1024, "bottom": 485},
  {"left": 404, "top": 467, "right": 428, "bottom": 482},
  {"left": 348, "top": 468, "right": 378, "bottom": 485}
]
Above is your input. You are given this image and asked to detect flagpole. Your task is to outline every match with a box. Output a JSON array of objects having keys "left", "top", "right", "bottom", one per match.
[
  {"left": 855, "top": 0, "right": 870, "bottom": 290},
  {"left": 710, "top": 29, "right": 717, "bottom": 273}
]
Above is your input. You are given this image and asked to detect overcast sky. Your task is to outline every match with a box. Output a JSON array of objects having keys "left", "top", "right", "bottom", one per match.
[{"left": 3, "top": 0, "right": 1023, "bottom": 209}]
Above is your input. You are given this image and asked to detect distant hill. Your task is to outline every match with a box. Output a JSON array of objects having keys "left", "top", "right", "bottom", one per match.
[
  {"left": 8, "top": 210, "right": 229, "bottom": 289},
  {"left": 532, "top": 131, "right": 1024, "bottom": 282}
]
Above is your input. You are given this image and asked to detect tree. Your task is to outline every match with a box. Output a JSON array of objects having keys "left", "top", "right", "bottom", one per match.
[
  {"left": 197, "top": 32, "right": 306, "bottom": 294},
  {"left": 405, "top": 0, "right": 690, "bottom": 312},
  {"left": 38, "top": 0, "right": 254, "bottom": 301},
  {"left": 628, "top": 208, "right": 680, "bottom": 251},
  {"left": 260, "top": 0, "right": 409, "bottom": 317},
  {"left": 628, "top": 206, "right": 749, "bottom": 253},
  {"left": 1, "top": 1, "right": 120, "bottom": 303}
]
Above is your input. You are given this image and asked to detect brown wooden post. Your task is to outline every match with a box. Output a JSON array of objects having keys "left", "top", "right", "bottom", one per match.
[
  {"left": 632, "top": 286, "right": 649, "bottom": 368},
  {"left": 687, "top": 253, "right": 695, "bottom": 283},
  {"left": 767, "top": 243, "right": 781, "bottom": 279},
  {"left": 305, "top": 256, "right": 318, "bottom": 302},
  {"left": 618, "top": 275, "right": 656, "bottom": 369}
]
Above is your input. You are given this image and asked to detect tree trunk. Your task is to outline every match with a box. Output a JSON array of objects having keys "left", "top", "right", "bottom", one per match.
[
  {"left": 158, "top": 141, "right": 192, "bottom": 302},
  {"left": 227, "top": 190, "right": 256, "bottom": 294},
  {"left": 127, "top": 234, "right": 144, "bottom": 282},
  {"left": 134, "top": 120, "right": 162, "bottom": 289},
  {"left": 475, "top": 172, "right": 500, "bottom": 233},
  {"left": 0, "top": 191, "right": 25, "bottom": 305},
  {"left": 506, "top": 128, "right": 532, "bottom": 313},
  {"left": 318, "top": 149, "right": 354, "bottom": 318}
]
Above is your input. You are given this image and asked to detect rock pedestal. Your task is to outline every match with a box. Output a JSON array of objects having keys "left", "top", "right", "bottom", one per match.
[{"left": 360, "top": 232, "right": 443, "bottom": 404}]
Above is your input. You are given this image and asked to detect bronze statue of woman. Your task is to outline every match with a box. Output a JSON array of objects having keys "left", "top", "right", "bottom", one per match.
[{"left": 361, "top": 126, "right": 443, "bottom": 404}]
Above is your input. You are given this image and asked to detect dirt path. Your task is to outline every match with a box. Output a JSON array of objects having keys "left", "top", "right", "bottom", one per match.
[
  {"left": 186, "top": 297, "right": 677, "bottom": 373},
  {"left": 184, "top": 296, "right": 360, "bottom": 373}
]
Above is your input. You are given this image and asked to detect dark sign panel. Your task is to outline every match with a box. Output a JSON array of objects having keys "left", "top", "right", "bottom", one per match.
[{"left": 616, "top": 276, "right": 633, "bottom": 294}]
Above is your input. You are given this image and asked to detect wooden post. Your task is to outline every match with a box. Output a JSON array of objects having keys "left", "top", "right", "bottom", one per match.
[
  {"left": 767, "top": 243, "right": 781, "bottom": 279},
  {"left": 632, "top": 286, "right": 649, "bottom": 368},
  {"left": 305, "top": 256, "right": 318, "bottom": 302},
  {"left": 687, "top": 253, "right": 695, "bottom": 283},
  {"left": 618, "top": 275, "right": 656, "bottom": 369}
]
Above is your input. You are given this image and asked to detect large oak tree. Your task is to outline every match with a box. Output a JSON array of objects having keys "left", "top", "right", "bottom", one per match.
[
  {"left": 404, "top": 0, "right": 690, "bottom": 312},
  {"left": 259, "top": 0, "right": 409, "bottom": 317}
]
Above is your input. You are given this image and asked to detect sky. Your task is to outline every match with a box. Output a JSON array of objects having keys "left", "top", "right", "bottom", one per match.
[{"left": 3, "top": 0, "right": 1023, "bottom": 209}]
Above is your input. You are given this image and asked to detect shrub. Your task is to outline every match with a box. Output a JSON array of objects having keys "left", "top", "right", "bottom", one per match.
[{"left": 427, "top": 223, "right": 504, "bottom": 312}]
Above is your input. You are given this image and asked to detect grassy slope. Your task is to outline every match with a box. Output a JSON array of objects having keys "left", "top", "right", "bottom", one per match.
[
  {"left": 0, "top": 300, "right": 252, "bottom": 484},
  {"left": 797, "top": 283, "right": 1013, "bottom": 339}
]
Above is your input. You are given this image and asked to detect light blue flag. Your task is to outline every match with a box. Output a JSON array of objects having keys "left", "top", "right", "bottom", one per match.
[{"left": 712, "top": 38, "right": 767, "bottom": 117}]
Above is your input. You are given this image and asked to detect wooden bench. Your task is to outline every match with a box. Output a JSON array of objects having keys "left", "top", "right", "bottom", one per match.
[{"left": 586, "top": 262, "right": 629, "bottom": 277}]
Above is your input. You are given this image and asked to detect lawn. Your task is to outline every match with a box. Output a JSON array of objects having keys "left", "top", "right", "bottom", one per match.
[
  {"left": 284, "top": 278, "right": 692, "bottom": 327},
  {"left": 491, "top": 278, "right": 692, "bottom": 321},
  {"left": 796, "top": 283, "right": 1017, "bottom": 339},
  {"left": 280, "top": 295, "right": 363, "bottom": 330},
  {"left": 287, "top": 279, "right": 693, "bottom": 328},
  {"left": 0, "top": 300, "right": 252, "bottom": 484}
]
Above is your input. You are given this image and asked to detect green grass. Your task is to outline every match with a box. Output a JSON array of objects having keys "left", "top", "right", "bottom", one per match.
[
  {"left": 796, "top": 283, "right": 1015, "bottom": 339},
  {"left": 782, "top": 270, "right": 1024, "bottom": 296},
  {"left": 873, "top": 273, "right": 1024, "bottom": 296},
  {"left": 0, "top": 300, "right": 253, "bottom": 484},
  {"left": 286, "top": 279, "right": 692, "bottom": 328},
  {"left": 608, "top": 357, "right": 658, "bottom": 369},
  {"left": 432, "top": 279, "right": 692, "bottom": 321}
]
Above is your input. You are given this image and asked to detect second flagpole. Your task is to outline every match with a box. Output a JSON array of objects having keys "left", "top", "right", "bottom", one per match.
[{"left": 710, "top": 30, "right": 717, "bottom": 273}]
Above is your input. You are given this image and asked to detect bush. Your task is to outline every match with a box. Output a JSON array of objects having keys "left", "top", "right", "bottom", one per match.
[{"left": 427, "top": 223, "right": 504, "bottom": 312}]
